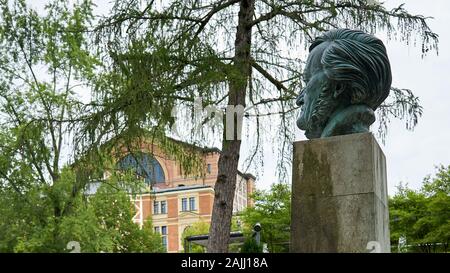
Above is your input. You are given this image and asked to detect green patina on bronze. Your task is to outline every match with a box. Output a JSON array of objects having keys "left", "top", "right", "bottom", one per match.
[{"left": 296, "top": 29, "right": 392, "bottom": 139}]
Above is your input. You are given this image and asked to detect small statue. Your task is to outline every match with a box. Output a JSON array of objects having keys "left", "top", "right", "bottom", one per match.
[{"left": 296, "top": 29, "right": 392, "bottom": 139}]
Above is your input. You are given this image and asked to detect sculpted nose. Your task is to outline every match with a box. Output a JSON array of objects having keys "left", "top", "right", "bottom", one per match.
[{"left": 296, "top": 90, "right": 305, "bottom": 106}]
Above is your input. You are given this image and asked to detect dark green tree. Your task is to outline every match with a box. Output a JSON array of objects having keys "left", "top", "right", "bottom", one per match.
[
  {"left": 241, "top": 183, "right": 291, "bottom": 252},
  {"left": 88, "top": 176, "right": 164, "bottom": 253},
  {"left": 181, "top": 221, "right": 211, "bottom": 253},
  {"left": 0, "top": 0, "right": 162, "bottom": 253},
  {"left": 74, "top": 0, "right": 437, "bottom": 252},
  {"left": 0, "top": 168, "right": 164, "bottom": 252},
  {"left": 0, "top": 0, "right": 98, "bottom": 221},
  {"left": 240, "top": 237, "right": 263, "bottom": 253},
  {"left": 390, "top": 165, "right": 450, "bottom": 253}
]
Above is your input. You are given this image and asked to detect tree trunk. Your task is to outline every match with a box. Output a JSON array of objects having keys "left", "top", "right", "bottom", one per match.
[{"left": 207, "top": 0, "right": 254, "bottom": 253}]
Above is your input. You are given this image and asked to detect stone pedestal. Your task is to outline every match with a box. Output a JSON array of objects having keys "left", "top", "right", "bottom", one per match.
[{"left": 291, "top": 133, "right": 390, "bottom": 253}]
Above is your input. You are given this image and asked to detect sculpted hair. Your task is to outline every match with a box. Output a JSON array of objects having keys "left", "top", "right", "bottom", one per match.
[{"left": 310, "top": 29, "right": 392, "bottom": 110}]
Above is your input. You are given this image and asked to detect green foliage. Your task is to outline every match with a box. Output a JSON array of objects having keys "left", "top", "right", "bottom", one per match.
[
  {"left": 83, "top": 0, "right": 439, "bottom": 183},
  {"left": 0, "top": 0, "right": 442, "bottom": 253},
  {"left": 0, "top": 168, "right": 164, "bottom": 253},
  {"left": 89, "top": 178, "right": 164, "bottom": 253},
  {"left": 181, "top": 221, "right": 210, "bottom": 253},
  {"left": 390, "top": 165, "right": 450, "bottom": 253},
  {"left": 180, "top": 218, "right": 242, "bottom": 253},
  {"left": 241, "top": 183, "right": 291, "bottom": 253},
  {"left": 240, "top": 237, "right": 263, "bottom": 253},
  {"left": 0, "top": 0, "right": 163, "bottom": 253},
  {"left": 79, "top": 0, "right": 439, "bottom": 252}
]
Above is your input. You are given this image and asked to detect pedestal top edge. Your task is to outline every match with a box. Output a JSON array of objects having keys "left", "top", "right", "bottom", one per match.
[{"left": 293, "top": 132, "right": 376, "bottom": 146}]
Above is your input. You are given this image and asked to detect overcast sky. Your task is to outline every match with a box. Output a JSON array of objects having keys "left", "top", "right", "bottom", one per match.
[
  {"left": 256, "top": 0, "right": 450, "bottom": 194},
  {"left": 379, "top": 0, "right": 450, "bottom": 194},
  {"left": 27, "top": 0, "right": 450, "bottom": 195}
]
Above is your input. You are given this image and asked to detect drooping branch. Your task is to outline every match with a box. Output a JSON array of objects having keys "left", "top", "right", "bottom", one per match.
[
  {"left": 192, "top": 0, "right": 241, "bottom": 39},
  {"left": 251, "top": 0, "right": 438, "bottom": 54},
  {"left": 251, "top": 59, "right": 288, "bottom": 91},
  {"left": 376, "top": 87, "right": 424, "bottom": 142}
]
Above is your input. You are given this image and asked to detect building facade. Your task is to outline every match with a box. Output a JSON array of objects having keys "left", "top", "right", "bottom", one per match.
[{"left": 114, "top": 140, "right": 256, "bottom": 253}]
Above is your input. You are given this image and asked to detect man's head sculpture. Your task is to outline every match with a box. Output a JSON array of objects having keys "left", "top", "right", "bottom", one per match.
[{"left": 296, "top": 29, "right": 392, "bottom": 139}]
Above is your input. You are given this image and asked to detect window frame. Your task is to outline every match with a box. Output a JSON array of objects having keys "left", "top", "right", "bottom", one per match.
[
  {"left": 181, "top": 198, "right": 188, "bottom": 212},
  {"left": 153, "top": 200, "right": 159, "bottom": 214},
  {"left": 160, "top": 200, "right": 167, "bottom": 214},
  {"left": 189, "top": 197, "right": 196, "bottom": 211},
  {"left": 156, "top": 225, "right": 167, "bottom": 251}
]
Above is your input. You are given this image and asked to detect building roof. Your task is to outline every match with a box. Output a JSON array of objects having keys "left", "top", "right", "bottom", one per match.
[
  {"left": 167, "top": 137, "right": 256, "bottom": 181},
  {"left": 166, "top": 137, "right": 221, "bottom": 154},
  {"left": 238, "top": 171, "right": 256, "bottom": 181},
  {"left": 91, "top": 128, "right": 255, "bottom": 179},
  {"left": 151, "top": 185, "right": 212, "bottom": 194},
  {"left": 85, "top": 182, "right": 213, "bottom": 196}
]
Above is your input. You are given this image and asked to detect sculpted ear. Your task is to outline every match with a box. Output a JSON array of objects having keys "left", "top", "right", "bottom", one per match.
[
  {"left": 332, "top": 82, "right": 366, "bottom": 103},
  {"left": 350, "top": 85, "right": 367, "bottom": 104},
  {"left": 333, "top": 82, "right": 346, "bottom": 99}
]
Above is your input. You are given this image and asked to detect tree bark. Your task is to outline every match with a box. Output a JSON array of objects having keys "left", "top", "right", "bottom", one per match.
[{"left": 207, "top": 0, "right": 254, "bottom": 253}]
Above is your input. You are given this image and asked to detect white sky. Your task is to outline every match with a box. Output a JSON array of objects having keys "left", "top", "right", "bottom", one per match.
[
  {"left": 255, "top": 0, "right": 450, "bottom": 195},
  {"left": 26, "top": 0, "right": 450, "bottom": 195},
  {"left": 379, "top": 0, "right": 450, "bottom": 194}
]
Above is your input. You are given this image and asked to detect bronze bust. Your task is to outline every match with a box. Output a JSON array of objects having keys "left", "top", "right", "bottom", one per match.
[{"left": 296, "top": 29, "right": 392, "bottom": 139}]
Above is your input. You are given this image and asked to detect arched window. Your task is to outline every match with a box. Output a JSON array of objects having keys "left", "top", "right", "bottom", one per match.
[{"left": 117, "top": 153, "right": 165, "bottom": 186}]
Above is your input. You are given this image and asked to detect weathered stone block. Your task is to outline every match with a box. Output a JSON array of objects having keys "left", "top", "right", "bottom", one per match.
[{"left": 291, "top": 133, "right": 390, "bottom": 253}]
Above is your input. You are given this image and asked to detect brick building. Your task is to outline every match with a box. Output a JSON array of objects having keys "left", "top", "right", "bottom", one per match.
[{"left": 110, "top": 139, "right": 256, "bottom": 253}]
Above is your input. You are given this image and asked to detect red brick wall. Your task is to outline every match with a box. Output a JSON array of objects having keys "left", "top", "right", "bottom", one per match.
[
  {"left": 168, "top": 225, "right": 179, "bottom": 252},
  {"left": 142, "top": 196, "right": 151, "bottom": 220},
  {"left": 167, "top": 196, "right": 178, "bottom": 218},
  {"left": 246, "top": 178, "right": 255, "bottom": 207},
  {"left": 199, "top": 193, "right": 213, "bottom": 215},
  {"left": 204, "top": 153, "right": 219, "bottom": 177}
]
